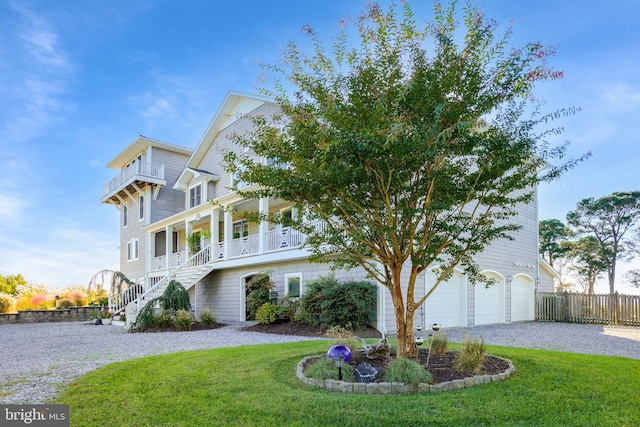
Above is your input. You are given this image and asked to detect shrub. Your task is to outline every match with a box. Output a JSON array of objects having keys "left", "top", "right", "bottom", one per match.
[
  {"left": 135, "top": 281, "right": 191, "bottom": 330},
  {"left": 430, "top": 333, "right": 448, "bottom": 355},
  {"left": 58, "top": 298, "right": 74, "bottom": 309},
  {"left": 0, "top": 292, "right": 15, "bottom": 313},
  {"left": 245, "top": 274, "right": 274, "bottom": 320},
  {"left": 455, "top": 335, "right": 486, "bottom": 374},
  {"left": 175, "top": 309, "right": 193, "bottom": 331},
  {"left": 255, "top": 302, "right": 282, "bottom": 325},
  {"left": 199, "top": 308, "right": 216, "bottom": 326},
  {"left": 152, "top": 310, "right": 175, "bottom": 328},
  {"left": 30, "top": 293, "right": 53, "bottom": 309},
  {"left": 305, "top": 357, "right": 354, "bottom": 381},
  {"left": 279, "top": 295, "right": 299, "bottom": 321},
  {"left": 325, "top": 326, "right": 359, "bottom": 354},
  {"left": 385, "top": 357, "right": 433, "bottom": 385},
  {"left": 298, "top": 276, "right": 376, "bottom": 330}
]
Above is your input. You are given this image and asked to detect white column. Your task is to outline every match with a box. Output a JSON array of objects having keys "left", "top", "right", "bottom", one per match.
[
  {"left": 258, "top": 197, "right": 269, "bottom": 253},
  {"left": 165, "top": 225, "right": 172, "bottom": 269},
  {"left": 223, "top": 208, "right": 233, "bottom": 260},
  {"left": 185, "top": 220, "right": 193, "bottom": 255},
  {"left": 211, "top": 209, "right": 220, "bottom": 258}
]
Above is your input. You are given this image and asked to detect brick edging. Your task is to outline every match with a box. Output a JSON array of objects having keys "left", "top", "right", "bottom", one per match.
[{"left": 296, "top": 355, "right": 515, "bottom": 394}]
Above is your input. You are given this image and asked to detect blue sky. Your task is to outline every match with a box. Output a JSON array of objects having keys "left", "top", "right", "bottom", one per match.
[{"left": 0, "top": 0, "right": 638, "bottom": 294}]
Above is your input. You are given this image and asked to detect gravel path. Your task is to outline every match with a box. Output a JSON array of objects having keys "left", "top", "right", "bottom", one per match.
[
  {"left": 1, "top": 321, "right": 638, "bottom": 404},
  {"left": 0, "top": 321, "right": 316, "bottom": 404}
]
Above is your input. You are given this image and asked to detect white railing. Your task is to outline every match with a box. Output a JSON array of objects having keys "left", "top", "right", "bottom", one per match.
[
  {"left": 102, "top": 162, "right": 165, "bottom": 197},
  {"left": 264, "top": 227, "right": 306, "bottom": 252},
  {"left": 110, "top": 243, "right": 218, "bottom": 317},
  {"left": 228, "top": 235, "right": 260, "bottom": 258},
  {"left": 152, "top": 250, "right": 187, "bottom": 271}
]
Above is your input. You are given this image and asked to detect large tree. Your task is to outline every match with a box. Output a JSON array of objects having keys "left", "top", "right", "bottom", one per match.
[
  {"left": 566, "top": 191, "right": 640, "bottom": 294},
  {"left": 227, "top": 1, "right": 584, "bottom": 357},
  {"left": 566, "top": 236, "right": 608, "bottom": 294},
  {"left": 539, "top": 218, "right": 570, "bottom": 268}
]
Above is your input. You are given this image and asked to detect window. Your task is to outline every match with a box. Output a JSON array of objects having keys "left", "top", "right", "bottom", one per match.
[
  {"left": 189, "top": 184, "right": 202, "bottom": 208},
  {"left": 139, "top": 194, "right": 145, "bottom": 220},
  {"left": 123, "top": 205, "right": 128, "bottom": 228},
  {"left": 232, "top": 172, "right": 247, "bottom": 189},
  {"left": 127, "top": 239, "right": 139, "bottom": 261},
  {"left": 233, "top": 220, "right": 248, "bottom": 239},
  {"left": 284, "top": 273, "right": 302, "bottom": 298}
]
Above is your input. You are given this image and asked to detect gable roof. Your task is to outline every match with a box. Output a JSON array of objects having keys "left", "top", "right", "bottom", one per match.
[
  {"left": 174, "top": 91, "right": 275, "bottom": 190},
  {"left": 106, "top": 135, "right": 192, "bottom": 170}
]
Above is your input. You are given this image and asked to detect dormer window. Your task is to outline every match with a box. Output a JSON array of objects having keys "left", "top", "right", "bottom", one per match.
[{"left": 189, "top": 184, "right": 202, "bottom": 208}]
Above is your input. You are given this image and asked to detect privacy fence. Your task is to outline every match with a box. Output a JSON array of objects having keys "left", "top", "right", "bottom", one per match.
[{"left": 537, "top": 292, "right": 640, "bottom": 326}]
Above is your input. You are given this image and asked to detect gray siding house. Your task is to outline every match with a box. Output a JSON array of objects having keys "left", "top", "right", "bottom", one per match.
[{"left": 101, "top": 91, "right": 557, "bottom": 335}]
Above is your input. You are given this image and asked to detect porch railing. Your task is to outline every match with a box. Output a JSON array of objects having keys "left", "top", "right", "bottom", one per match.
[{"left": 102, "top": 161, "right": 165, "bottom": 197}]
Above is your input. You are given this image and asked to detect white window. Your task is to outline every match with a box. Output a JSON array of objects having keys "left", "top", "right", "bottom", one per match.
[
  {"left": 284, "top": 273, "right": 302, "bottom": 298},
  {"left": 123, "top": 205, "right": 128, "bottom": 228},
  {"left": 189, "top": 184, "right": 202, "bottom": 208},
  {"left": 232, "top": 172, "right": 247, "bottom": 189},
  {"left": 127, "top": 239, "right": 139, "bottom": 261},
  {"left": 139, "top": 194, "right": 145, "bottom": 221},
  {"left": 233, "top": 220, "right": 248, "bottom": 239}
]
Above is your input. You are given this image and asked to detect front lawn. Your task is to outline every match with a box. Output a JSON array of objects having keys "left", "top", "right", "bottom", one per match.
[{"left": 54, "top": 341, "right": 639, "bottom": 426}]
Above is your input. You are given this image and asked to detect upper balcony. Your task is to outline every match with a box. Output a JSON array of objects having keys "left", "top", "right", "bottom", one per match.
[{"left": 101, "top": 161, "right": 166, "bottom": 204}]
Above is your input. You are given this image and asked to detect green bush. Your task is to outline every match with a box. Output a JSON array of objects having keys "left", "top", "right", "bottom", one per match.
[
  {"left": 134, "top": 280, "right": 191, "bottom": 330},
  {"left": 298, "top": 276, "right": 376, "bottom": 329},
  {"left": 0, "top": 292, "right": 15, "bottom": 313},
  {"left": 385, "top": 357, "right": 433, "bottom": 385},
  {"left": 175, "top": 309, "right": 193, "bottom": 331},
  {"left": 152, "top": 310, "right": 175, "bottom": 328},
  {"left": 255, "top": 302, "right": 282, "bottom": 325},
  {"left": 245, "top": 274, "right": 274, "bottom": 321},
  {"left": 305, "top": 357, "right": 354, "bottom": 381},
  {"left": 430, "top": 333, "right": 448, "bottom": 355},
  {"left": 455, "top": 335, "right": 486, "bottom": 374},
  {"left": 199, "top": 308, "right": 216, "bottom": 326},
  {"left": 58, "top": 298, "right": 74, "bottom": 309},
  {"left": 279, "top": 295, "right": 299, "bottom": 321}
]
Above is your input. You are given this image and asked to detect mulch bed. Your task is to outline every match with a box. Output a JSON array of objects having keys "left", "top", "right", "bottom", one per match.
[
  {"left": 242, "top": 320, "right": 382, "bottom": 339},
  {"left": 131, "top": 322, "right": 224, "bottom": 333}
]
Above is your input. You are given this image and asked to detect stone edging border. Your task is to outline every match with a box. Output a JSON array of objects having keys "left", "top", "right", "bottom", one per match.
[{"left": 296, "top": 355, "right": 515, "bottom": 394}]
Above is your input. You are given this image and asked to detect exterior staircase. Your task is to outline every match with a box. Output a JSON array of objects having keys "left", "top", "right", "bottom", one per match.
[{"left": 108, "top": 243, "right": 219, "bottom": 321}]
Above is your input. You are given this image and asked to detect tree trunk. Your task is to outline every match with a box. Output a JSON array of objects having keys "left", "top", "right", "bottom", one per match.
[{"left": 388, "top": 265, "right": 417, "bottom": 358}]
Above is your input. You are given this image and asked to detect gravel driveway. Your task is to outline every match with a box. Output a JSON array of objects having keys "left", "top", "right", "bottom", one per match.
[{"left": 1, "top": 321, "right": 638, "bottom": 404}]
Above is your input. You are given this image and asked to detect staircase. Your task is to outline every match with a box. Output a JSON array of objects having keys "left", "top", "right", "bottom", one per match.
[{"left": 109, "top": 243, "right": 220, "bottom": 318}]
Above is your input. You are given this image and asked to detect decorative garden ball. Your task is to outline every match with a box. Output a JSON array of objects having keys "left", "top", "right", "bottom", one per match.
[
  {"left": 416, "top": 325, "right": 423, "bottom": 332},
  {"left": 414, "top": 337, "right": 424, "bottom": 346},
  {"left": 327, "top": 344, "right": 352, "bottom": 364},
  {"left": 432, "top": 323, "right": 441, "bottom": 331}
]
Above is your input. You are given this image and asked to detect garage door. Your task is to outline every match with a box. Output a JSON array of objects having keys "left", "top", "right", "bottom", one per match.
[
  {"left": 474, "top": 273, "right": 504, "bottom": 325},
  {"left": 511, "top": 275, "right": 535, "bottom": 322},
  {"left": 425, "top": 269, "right": 466, "bottom": 328}
]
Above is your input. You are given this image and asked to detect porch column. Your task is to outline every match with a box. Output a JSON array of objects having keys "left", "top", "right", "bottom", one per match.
[
  {"left": 223, "top": 207, "right": 233, "bottom": 260},
  {"left": 185, "top": 220, "right": 193, "bottom": 255},
  {"left": 165, "top": 225, "right": 172, "bottom": 269},
  {"left": 146, "top": 231, "right": 152, "bottom": 287},
  {"left": 211, "top": 208, "right": 220, "bottom": 259},
  {"left": 258, "top": 197, "right": 269, "bottom": 253}
]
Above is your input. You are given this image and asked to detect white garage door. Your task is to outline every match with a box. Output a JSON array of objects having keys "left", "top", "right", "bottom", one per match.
[
  {"left": 511, "top": 275, "right": 535, "bottom": 322},
  {"left": 475, "top": 274, "right": 504, "bottom": 325},
  {"left": 425, "top": 269, "right": 466, "bottom": 328}
]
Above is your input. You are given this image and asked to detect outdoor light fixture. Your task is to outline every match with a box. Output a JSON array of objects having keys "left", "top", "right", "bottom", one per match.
[{"left": 327, "top": 344, "right": 352, "bottom": 381}]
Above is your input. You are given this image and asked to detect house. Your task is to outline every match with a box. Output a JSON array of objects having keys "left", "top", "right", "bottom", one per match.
[{"left": 101, "top": 91, "right": 556, "bottom": 334}]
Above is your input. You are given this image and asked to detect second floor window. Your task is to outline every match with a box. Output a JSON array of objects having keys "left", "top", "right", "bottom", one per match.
[
  {"left": 139, "top": 194, "right": 145, "bottom": 220},
  {"left": 123, "top": 205, "right": 128, "bottom": 228},
  {"left": 189, "top": 184, "right": 202, "bottom": 208},
  {"left": 127, "top": 239, "right": 139, "bottom": 261}
]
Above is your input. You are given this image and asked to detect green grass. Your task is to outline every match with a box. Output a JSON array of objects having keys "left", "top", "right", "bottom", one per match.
[{"left": 53, "top": 341, "right": 640, "bottom": 426}]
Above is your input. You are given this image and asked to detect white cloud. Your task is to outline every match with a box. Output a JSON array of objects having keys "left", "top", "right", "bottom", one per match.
[{"left": 602, "top": 83, "right": 640, "bottom": 112}]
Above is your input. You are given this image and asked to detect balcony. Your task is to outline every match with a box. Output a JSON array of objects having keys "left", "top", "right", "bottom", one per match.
[
  {"left": 101, "top": 162, "right": 166, "bottom": 204},
  {"left": 151, "top": 225, "right": 314, "bottom": 272}
]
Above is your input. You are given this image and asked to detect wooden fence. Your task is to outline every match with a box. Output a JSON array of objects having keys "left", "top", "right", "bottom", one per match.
[{"left": 537, "top": 292, "right": 640, "bottom": 326}]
